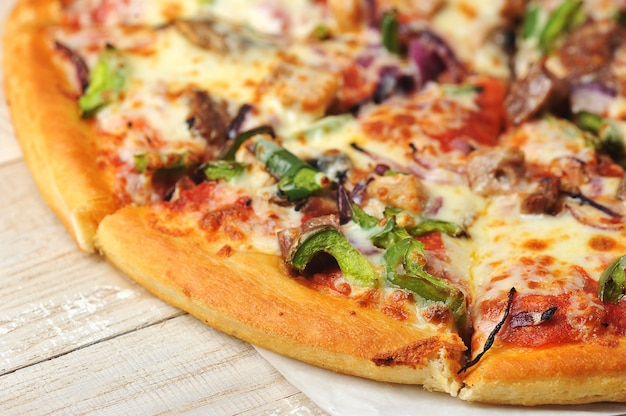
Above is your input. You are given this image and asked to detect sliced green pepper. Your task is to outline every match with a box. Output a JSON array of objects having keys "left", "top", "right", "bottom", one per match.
[
  {"left": 369, "top": 216, "right": 410, "bottom": 249},
  {"left": 599, "top": 254, "right": 626, "bottom": 303},
  {"left": 133, "top": 151, "right": 188, "bottom": 174},
  {"left": 522, "top": 2, "right": 541, "bottom": 39},
  {"left": 346, "top": 199, "right": 380, "bottom": 229},
  {"left": 201, "top": 160, "right": 247, "bottom": 181},
  {"left": 78, "top": 45, "right": 127, "bottom": 118},
  {"left": 383, "top": 238, "right": 467, "bottom": 328},
  {"left": 575, "top": 111, "right": 604, "bottom": 133},
  {"left": 218, "top": 126, "right": 275, "bottom": 161},
  {"left": 287, "top": 226, "right": 377, "bottom": 287},
  {"left": 383, "top": 207, "right": 465, "bottom": 237},
  {"left": 381, "top": 10, "right": 400, "bottom": 54},
  {"left": 254, "top": 137, "right": 331, "bottom": 201},
  {"left": 312, "top": 24, "right": 331, "bottom": 40},
  {"left": 574, "top": 111, "right": 624, "bottom": 157},
  {"left": 539, "top": 0, "right": 583, "bottom": 54}
]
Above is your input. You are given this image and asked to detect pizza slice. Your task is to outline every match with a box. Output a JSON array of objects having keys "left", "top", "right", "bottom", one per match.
[{"left": 459, "top": 117, "right": 626, "bottom": 404}]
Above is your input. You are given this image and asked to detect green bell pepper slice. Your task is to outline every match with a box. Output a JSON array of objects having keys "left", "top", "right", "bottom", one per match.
[
  {"left": 599, "top": 254, "right": 626, "bottom": 303},
  {"left": 381, "top": 10, "right": 400, "bottom": 54},
  {"left": 521, "top": 2, "right": 541, "bottom": 39},
  {"left": 201, "top": 160, "right": 247, "bottom": 181},
  {"left": 254, "top": 137, "right": 331, "bottom": 201},
  {"left": 539, "top": 0, "right": 583, "bottom": 54},
  {"left": 287, "top": 226, "right": 378, "bottom": 287},
  {"left": 574, "top": 111, "right": 624, "bottom": 157},
  {"left": 383, "top": 207, "right": 465, "bottom": 237},
  {"left": 78, "top": 45, "right": 127, "bottom": 118},
  {"left": 383, "top": 238, "right": 467, "bottom": 328}
]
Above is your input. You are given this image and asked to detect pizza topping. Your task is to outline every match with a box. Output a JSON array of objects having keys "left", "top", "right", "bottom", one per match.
[
  {"left": 201, "top": 160, "right": 247, "bottom": 182},
  {"left": 279, "top": 216, "right": 378, "bottom": 287},
  {"left": 380, "top": 10, "right": 400, "bottom": 54},
  {"left": 563, "top": 190, "right": 625, "bottom": 230},
  {"left": 407, "top": 30, "right": 468, "bottom": 84},
  {"left": 365, "top": 173, "right": 428, "bottom": 214},
  {"left": 173, "top": 18, "right": 276, "bottom": 54},
  {"left": 54, "top": 41, "right": 90, "bottom": 93},
  {"left": 557, "top": 19, "right": 621, "bottom": 84},
  {"left": 537, "top": 0, "right": 583, "bottom": 55},
  {"left": 218, "top": 125, "right": 275, "bottom": 161},
  {"left": 569, "top": 82, "right": 616, "bottom": 116},
  {"left": 520, "top": 175, "right": 562, "bottom": 215},
  {"left": 598, "top": 254, "right": 626, "bottom": 304},
  {"left": 284, "top": 115, "right": 355, "bottom": 144},
  {"left": 256, "top": 61, "right": 339, "bottom": 132},
  {"left": 336, "top": 186, "right": 468, "bottom": 327},
  {"left": 308, "top": 151, "right": 353, "bottom": 184},
  {"left": 466, "top": 146, "right": 527, "bottom": 196},
  {"left": 225, "top": 104, "right": 253, "bottom": 141},
  {"left": 185, "top": 89, "right": 231, "bottom": 157},
  {"left": 574, "top": 111, "right": 624, "bottom": 159},
  {"left": 509, "top": 306, "right": 558, "bottom": 328},
  {"left": 504, "top": 61, "right": 567, "bottom": 126},
  {"left": 254, "top": 137, "right": 332, "bottom": 201},
  {"left": 459, "top": 287, "right": 516, "bottom": 373},
  {"left": 382, "top": 236, "right": 467, "bottom": 329},
  {"left": 78, "top": 45, "right": 127, "bottom": 118}
]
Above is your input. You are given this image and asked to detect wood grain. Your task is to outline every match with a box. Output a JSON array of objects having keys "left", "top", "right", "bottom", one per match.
[{"left": 0, "top": 1, "right": 328, "bottom": 414}]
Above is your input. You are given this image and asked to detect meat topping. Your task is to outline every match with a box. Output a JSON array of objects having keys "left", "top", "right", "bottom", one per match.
[
  {"left": 504, "top": 62, "right": 567, "bottom": 126},
  {"left": 521, "top": 176, "right": 562, "bottom": 215},
  {"left": 186, "top": 89, "right": 231, "bottom": 159},
  {"left": 467, "top": 146, "right": 527, "bottom": 196}
]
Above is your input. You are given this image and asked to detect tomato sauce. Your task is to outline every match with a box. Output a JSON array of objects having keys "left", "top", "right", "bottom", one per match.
[
  {"left": 605, "top": 301, "right": 626, "bottom": 335},
  {"left": 500, "top": 294, "right": 572, "bottom": 347}
]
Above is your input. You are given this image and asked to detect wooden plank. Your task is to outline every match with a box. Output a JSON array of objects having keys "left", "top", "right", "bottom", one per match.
[
  {"left": 0, "top": 160, "right": 183, "bottom": 375},
  {"left": 1, "top": 314, "right": 326, "bottom": 415}
]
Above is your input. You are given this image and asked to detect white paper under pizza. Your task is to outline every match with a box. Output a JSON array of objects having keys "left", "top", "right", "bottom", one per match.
[{"left": 255, "top": 347, "right": 626, "bottom": 416}]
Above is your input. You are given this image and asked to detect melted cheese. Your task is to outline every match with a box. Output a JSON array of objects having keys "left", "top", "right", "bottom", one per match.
[
  {"left": 432, "top": 0, "right": 510, "bottom": 78},
  {"left": 54, "top": 0, "right": 626, "bottom": 345}
]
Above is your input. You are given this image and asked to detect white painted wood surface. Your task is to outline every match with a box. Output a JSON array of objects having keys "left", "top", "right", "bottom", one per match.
[{"left": 0, "top": 1, "right": 327, "bottom": 414}]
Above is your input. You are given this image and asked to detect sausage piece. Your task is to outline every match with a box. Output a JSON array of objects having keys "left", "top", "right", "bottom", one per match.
[{"left": 467, "top": 146, "right": 526, "bottom": 196}]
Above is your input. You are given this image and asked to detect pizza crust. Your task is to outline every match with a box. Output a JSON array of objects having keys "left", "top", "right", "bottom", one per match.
[
  {"left": 4, "top": 0, "right": 61, "bottom": 28},
  {"left": 94, "top": 204, "right": 467, "bottom": 394},
  {"left": 3, "top": 21, "right": 120, "bottom": 252},
  {"left": 460, "top": 342, "right": 626, "bottom": 405}
]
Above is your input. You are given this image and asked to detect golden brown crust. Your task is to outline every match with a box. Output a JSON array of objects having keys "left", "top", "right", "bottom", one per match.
[
  {"left": 4, "top": 0, "right": 62, "bottom": 30},
  {"left": 94, "top": 205, "right": 467, "bottom": 394},
  {"left": 460, "top": 342, "right": 626, "bottom": 405},
  {"left": 3, "top": 21, "right": 120, "bottom": 251}
]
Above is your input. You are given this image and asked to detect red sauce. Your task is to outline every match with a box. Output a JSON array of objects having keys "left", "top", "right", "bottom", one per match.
[
  {"left": 500, "top": 293, "right": 572, "bottom": 347},
  {"left": 417, "top": 77, "right": 506, "bottom": 152},
  {"left": 361, "top": 77, "right": 506, "bottom": 153},
  {"left": 480, "top": 269, "right": 610, "bottom": 348},
  {"left": 465, "top": 77, "right": 507, "bottom": 147},
  {"left": 336, "top": 64, "right": 376, "bottom": 111},
  {"left": 168, "top": 182, "right": 218, "bottom": 213},
  {"left": 605, "top": 300, "right": 626, "bottom": 335},
  {"left": 416, "top": 231, "right": 445, "bottom": 252},
  {"left": 199, "top": 199, "right": 253, "bottom": 240}
]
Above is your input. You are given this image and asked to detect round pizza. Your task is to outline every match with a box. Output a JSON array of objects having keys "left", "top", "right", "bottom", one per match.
[{"left": 5, "top": 0, "right": 626, "bottom": 406}]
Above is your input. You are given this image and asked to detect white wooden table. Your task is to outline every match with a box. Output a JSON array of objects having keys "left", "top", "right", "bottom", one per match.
[{"left": 0, "top": 1, "right": 327, "bottom": 414}]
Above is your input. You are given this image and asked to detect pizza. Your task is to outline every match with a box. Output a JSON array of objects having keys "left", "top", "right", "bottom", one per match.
[{"left": 4, "top": 0, "right": 626, "bottom": 407}]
